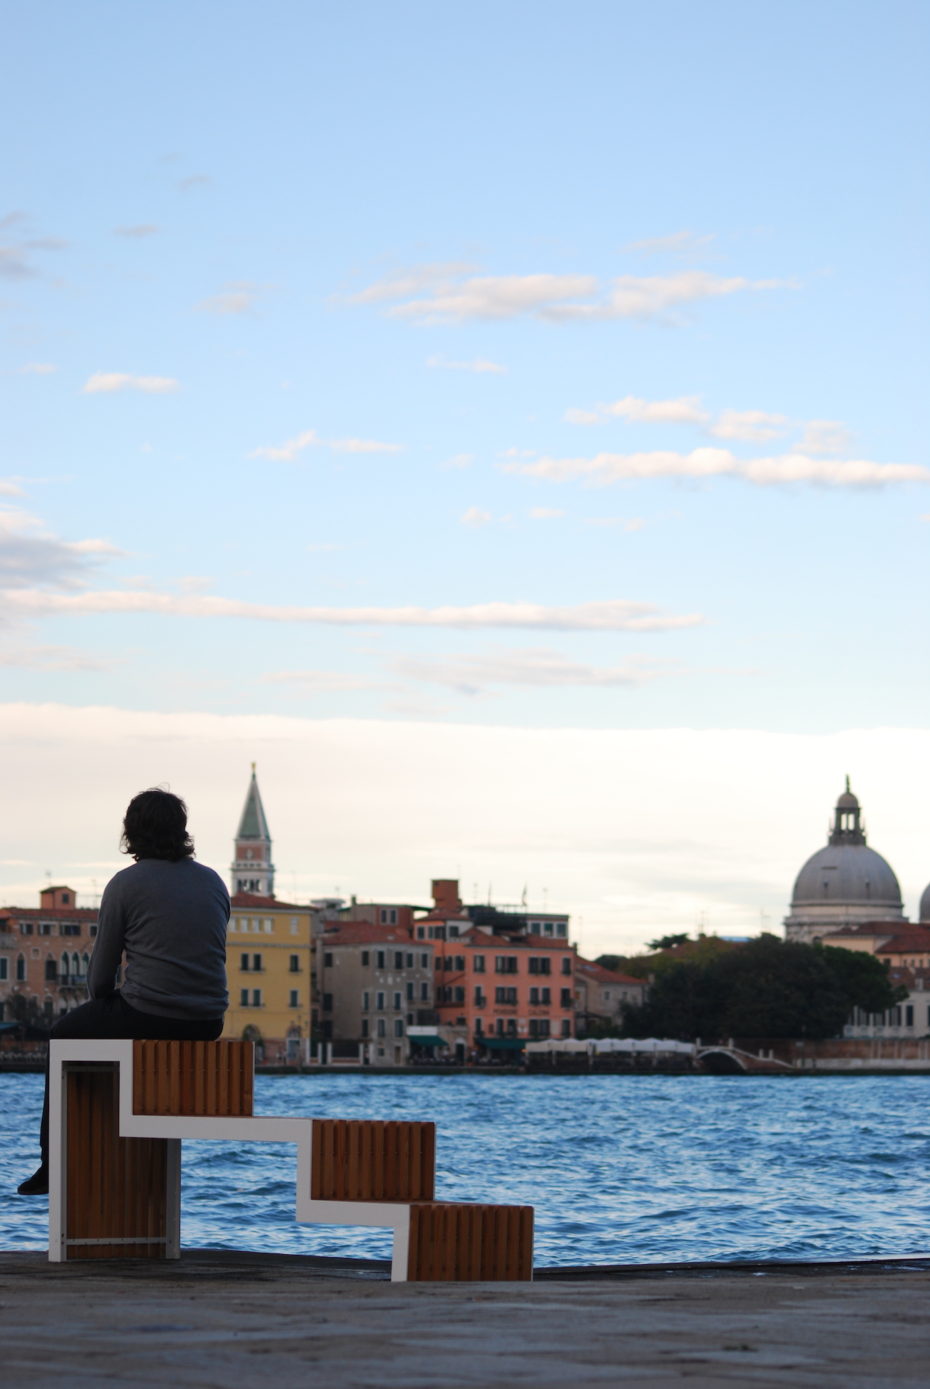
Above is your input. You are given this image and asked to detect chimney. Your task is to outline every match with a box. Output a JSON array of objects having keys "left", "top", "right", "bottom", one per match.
[
  {"left": 431, "top": 879, "right": 463, "bottom": 915},
  {"left": 40, "top": 886, "right": 75, "bottom": 910}
]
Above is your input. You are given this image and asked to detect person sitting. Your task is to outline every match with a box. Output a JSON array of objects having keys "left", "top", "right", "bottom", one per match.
[{"left": 17, "top": 787, "right": 230, "bottom": 1196}]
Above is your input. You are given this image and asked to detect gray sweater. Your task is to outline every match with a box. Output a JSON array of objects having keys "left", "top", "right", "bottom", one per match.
[{"left": 89, "top": 858, "right": 230, "bottom": 1019}]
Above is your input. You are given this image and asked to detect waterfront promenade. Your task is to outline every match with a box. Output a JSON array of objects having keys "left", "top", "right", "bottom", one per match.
[{"left": 1, "top": 1248, "right": 927, "bottom": 1386}]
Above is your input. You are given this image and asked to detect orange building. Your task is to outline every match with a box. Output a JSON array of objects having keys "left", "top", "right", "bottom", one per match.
[
  {"left": 0, "top": 886, "right": 98, "bottom": 1024},
  {"left": 418, "top": 881, "right": 576, "bottom": 1059}
]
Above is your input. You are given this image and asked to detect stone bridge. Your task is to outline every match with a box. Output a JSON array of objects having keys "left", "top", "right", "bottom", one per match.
[{"left": 696, "top": 1045, "right": 794, "bottom": 1075}]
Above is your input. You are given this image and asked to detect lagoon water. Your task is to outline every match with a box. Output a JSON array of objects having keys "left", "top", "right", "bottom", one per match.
[{"left": 3, "top": 1071, "right": 928, "bottom": 1267}]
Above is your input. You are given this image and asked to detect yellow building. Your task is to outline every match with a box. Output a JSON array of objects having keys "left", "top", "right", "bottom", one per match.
[{"left": 223, "top": 892, "right": 314, "bottom": 1062}]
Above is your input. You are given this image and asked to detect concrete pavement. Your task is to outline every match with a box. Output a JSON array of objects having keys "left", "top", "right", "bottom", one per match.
[{"left": 1, "top": 1249, "right": 928, "bottom": 1387}]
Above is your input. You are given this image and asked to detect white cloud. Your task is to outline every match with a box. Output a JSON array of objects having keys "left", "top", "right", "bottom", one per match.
[
  {"left": 506, "top": 448, "right": 929, "bottom": 488},
  {"left": 329, "top": 437, "right": 402, "bottom": 454},
  {"left": 394, "top": 648, "right": 677, "bottom": 694},
  {"left": 19, "top": 362, "right": 57, "bottom": 374},
  {"left": 82, "top": 373, "right": 180, "bottom": 395},
  {"left": 353, "top": 266, "right": 792, "bottom": 324},
  {"left": 0, "top": 644, "right": 118, "bottom": 671},
  {"left": 6, "top": 707, "right": 923, "bottom": 952},
  {"left": 460, "top": 507, "right": 494, "bottom": 527},
  {"left": 115, "top": 224, "right": 158, "bottom": 238},
  {"left": 622, "top": 231, "right": 716, "bottom": 256},
  {"left": 0, "top": 507, "right": 121, "bottom": 590},
  {"left": 0, "top": 479, "right": 25, "bottom": 497},
  {"left": 440, "top": 453, "right": 473, "bottom": 471},
  {"left": 567, "top": 395, "right": 711, "bottom": 427},
  {"left": 426, "top": 355, "right": 507, "bottom": 374},
  {"left": 710, "top": 409, "right": 789, "bottom": 442},
  {"left": 348, "top": 261, "right": 478, "bottom": 304},
  {"left": 797, "top": 419, "right": 854, "bottom": 455},
  {"left": 250, "top": 429, "right": 402, "bottom": 460},
  {"left": 0, "top": 589, "right": 705, "bottom": 632},
  {"left": 250, "top": 429, "right": 319, "bottom": 462},
  {"left": 262, "top": 670, "right": 386, "bottom": 692},
  {"left": 528, "top": 507, "right": 565, "bottom": 520},
  {"left": 0, "top": 246, "right": 37, "bottom": 279},
  {"left": 196, "top": 281, "right": 264, "bottom": 315}
]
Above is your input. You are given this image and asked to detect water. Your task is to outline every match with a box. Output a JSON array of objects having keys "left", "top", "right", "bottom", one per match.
[{"left": 3, "top": 1072, "right": 928, "bottom": 1267}]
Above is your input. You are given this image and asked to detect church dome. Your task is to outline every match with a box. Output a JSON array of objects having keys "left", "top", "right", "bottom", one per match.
[
  {"left": 920, "top": 882, "right": 930, "bottom": 922},
  {"left": 784, "top": 780, "right": 904, "bottom": 943}
]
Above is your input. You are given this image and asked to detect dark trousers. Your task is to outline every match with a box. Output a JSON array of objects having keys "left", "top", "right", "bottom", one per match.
[{"left": 39, "top": 992, "right": 224, "bottom": 1161}]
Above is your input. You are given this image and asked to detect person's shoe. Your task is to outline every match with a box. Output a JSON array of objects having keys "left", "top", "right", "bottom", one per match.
[{"left": 17, "top": 1164, "right": 49, "bottom": 1196}]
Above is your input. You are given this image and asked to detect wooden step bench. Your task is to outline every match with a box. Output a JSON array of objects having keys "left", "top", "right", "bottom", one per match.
[{"left": 47, "top": 1039, "right": 533, "bottom": 1281}]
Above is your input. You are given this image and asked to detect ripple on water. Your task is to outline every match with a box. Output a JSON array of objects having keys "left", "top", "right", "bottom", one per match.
[{"left": 1, "top": 1072, "right": 929, "bottom": 1263}]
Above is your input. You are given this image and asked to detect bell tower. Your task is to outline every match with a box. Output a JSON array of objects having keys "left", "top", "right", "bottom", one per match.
[{"left": 231, "top": 763, "right": 275, "bottom": 897}]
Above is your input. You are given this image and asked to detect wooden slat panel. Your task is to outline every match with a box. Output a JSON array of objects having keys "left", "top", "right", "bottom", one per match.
[
  {"left": 310, "top": 1120, "right": 435, "bottom": 1201},
  {"left": 131, "top": 1041, "right": 253, "bottom": 1117},
  {"left": 65, "top": 1064, "right": 168, "bottom": 1260},
  {"left": 406, "top": 1202, "right": 534, "bottom": 1281}
]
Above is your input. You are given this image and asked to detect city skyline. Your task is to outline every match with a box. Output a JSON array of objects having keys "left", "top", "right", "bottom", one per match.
[{"left": 2, "top": 2, "right": 927, "bottom": 956}]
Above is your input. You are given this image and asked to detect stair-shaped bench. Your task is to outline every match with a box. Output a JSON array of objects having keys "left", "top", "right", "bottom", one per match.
[{"left": 47, "top": 1038, "right": 533, "bottom": 1281}]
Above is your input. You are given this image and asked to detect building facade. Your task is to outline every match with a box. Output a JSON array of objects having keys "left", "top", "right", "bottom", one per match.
[
  {"left": 574, "top": 958, "right": 646, "bottom": 1036},
  {"left": 315, "top": 921, "right": 435, "bottom": 1065},
  {"left": 0, "top": 886, "right": 97, "bottom": 1023},
  {"left": 231, "top": 765, "right": 275, "bottom": 897},
  {"left": 222, "top": 893, "right": 315, "bottom": 1061}
]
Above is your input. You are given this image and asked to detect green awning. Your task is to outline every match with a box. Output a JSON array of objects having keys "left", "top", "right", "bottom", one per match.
[
  {"left": 479, "top": 1036, "right": 526, "bottom": 1051},
  {"left": 408, "top": 1034, "right": 444, "bottom": 1047}
]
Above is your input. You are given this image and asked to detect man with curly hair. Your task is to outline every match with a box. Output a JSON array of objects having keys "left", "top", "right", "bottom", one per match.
[{"left": 17, "top": 788, "right": 230, "bottom": 1195}]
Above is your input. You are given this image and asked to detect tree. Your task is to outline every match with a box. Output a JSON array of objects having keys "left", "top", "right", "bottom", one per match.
[
  {"left": 645, "top": 933, "right": 691, "bottom": 951},
  {"left": 621, "top": 935, "right": 904, "bottom": 1042}
]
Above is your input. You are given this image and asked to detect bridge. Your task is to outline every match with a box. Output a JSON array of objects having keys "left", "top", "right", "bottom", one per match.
[{"left": 696, "top": 1045, "right": 794, "bottom": 1075}]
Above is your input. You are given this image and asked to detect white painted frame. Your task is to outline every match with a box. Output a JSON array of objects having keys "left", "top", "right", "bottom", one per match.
[{"left": 47, "top": 1039, "right": 412, "bottom": 1280}]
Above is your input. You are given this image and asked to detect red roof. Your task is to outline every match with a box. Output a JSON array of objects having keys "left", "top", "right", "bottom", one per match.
[
  {"left": 324, "top": 922, "right": 419, "bottom": 946},
  {"left": 0, "top": 906, "right": 97, "bottom": 920},
  {"left": 576, "top": 957, "right": 644, "bottom": 987},
  {"left": 230, "top": 893, "right": 304, "bottom": 910},
  {"left": 873, "top": 930, "right": 930, "bottom": 955}
]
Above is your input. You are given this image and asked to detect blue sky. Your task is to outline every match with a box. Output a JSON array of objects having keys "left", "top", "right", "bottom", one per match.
[{"left": 2, "top": 1, "right": 928, "bottom": 949}]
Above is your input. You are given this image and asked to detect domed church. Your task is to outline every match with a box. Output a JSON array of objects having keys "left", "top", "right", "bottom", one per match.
[{"left": 784, "top": 780, "right": 906, "bottom": 944}]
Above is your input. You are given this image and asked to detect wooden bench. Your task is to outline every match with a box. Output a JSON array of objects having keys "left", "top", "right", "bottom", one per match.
[{"left": 48, "top": 1039, "right": 533, "bottom": 1281}]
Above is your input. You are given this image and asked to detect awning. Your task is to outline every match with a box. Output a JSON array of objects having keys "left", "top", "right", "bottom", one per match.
[
  {"left": 407, "top": 1034, "right": 444, "bottom": 1047},
  {"left": 478, "top": 1036, "right": 526, "bottom": 1051}
]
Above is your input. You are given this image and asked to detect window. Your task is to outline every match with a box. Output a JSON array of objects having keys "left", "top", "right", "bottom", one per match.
[
  {"left": 495, "top": 956, "right": 518, "bottom": 974},
  {"left": 376, "top": 991, "right": 385, "bottom": 1010},
  {"left": 556, "top": 924, "right": 567, "bottom": 937},
  {"left": 394, "top": 951, "right": 403, "bottom": 969},
  {"left": 16, "top": 954, "right": 26, "bottom": 981},
  {"left": 322, "top": 993, "right": 333, "bottom": 1012},
  {"left": 393, "top": 992, "right": 402, "bottom": 1010},
  {"left": 251, "top": 989, "right": 262, "bottom": 1007},
  {"left": 45, "top": 958, "right": 57, "bottom": 982},
  {"left": 289, "top": 955, "right": 300, "bottom": 973},
  {"left": 420, "top": 953, "right": 429, "bottom": 968},
  {"left": 506, "top": 1019, "right": 517, "bottom": 1036},
  {"left": 362, "top": 991, "right": 370, "bottom": 1011},
  {"left": 454, "top": 986, "right": 465, "bottom": 1004},
  {"left": 406, "top": 952, "right": 413, "bottom": 967},
  {"left": 473, "top": 955, "right": 485, "bottom": 973},
  {"left": 905, "top": 1005, "right": 914, "bottom": 1026},
  {"left": 406, "top": 981, "right": 414, "bottom": 1000},
  {"left": 529, "top": 1018, "right": 550, "bottom": 1038},
  {"left": 420, "top": 982, "right": 429, "bottom": 1001},
  {"left": 561, "top": 1019, "right": 571, "bottom": 1037},
  {"left": 361, "top": 950, "right": 370, "bottom": 966},
  {"left": 393, "top": 1019, "right": 404, "bottom": 1037},
  {"left": 380, "top": 908, "right": 398, "bottom": 925},
  {"left": 0, "top": 958, "right": 7, "bottom": 981},
  {"left": 376, "top": 951, "right": 385, "bottom": 969},
  {"left": 361, "top": 1019, "right": 369, "bottom": 1037},
  {"left": 495, "top": 986, "right": 518, "bottom": 1005},
  {"left": 561, "top": 957, "right": 572, "bottom": 975},
  {"left": 323, "top": 952, "right": 333, "bottom": 968},
  {"left": 454, "top": 955, "right": 465, "bottom": 972},
  {"left": 417, "top": 927, "right": 426, "bottom": 940},
  {"left": 377, "top": 1018, "right": 386, "bottom": 1038},
  {"left": 474, "top": 987, "right": 486, "bottom": 1006},
  {"left": 528, "top": 957, "right": 551, "bottom": 975},
  {"left": 20, "top": 923, "right": 33, "bottom": 936},
  {"left": 240, "top": 953, "right": 263, "bottom": 972},
  {"left": 560, "top": 988, "right": 573, "bottom": 1009},
  {"left": 289, "top": 990, "right": 299, "bottom": 1008},
  {"left": 240, "top": 953, "right": 249, "bottom": 972},
  {"left": 475, "top": 1017, "right": 483, "bottom": 1034},
  {"left": 448, "top": 925, "right": 459, "bottom": 938},
  {"left": 39, "top": 923, "right": 51, "bottom": 936},
  {"left": 240, "top": 988, "right": 249, "bottom": 1007}
]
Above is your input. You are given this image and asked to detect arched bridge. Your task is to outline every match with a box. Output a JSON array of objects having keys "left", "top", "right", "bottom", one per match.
[{"left": 696, "top": 1046, "right": 794, "bottom": 1075}]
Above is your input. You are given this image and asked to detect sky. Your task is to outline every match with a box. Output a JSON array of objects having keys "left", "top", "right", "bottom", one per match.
[{"left": 1, "top": 0, "right": 928, "bottom": 956}]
